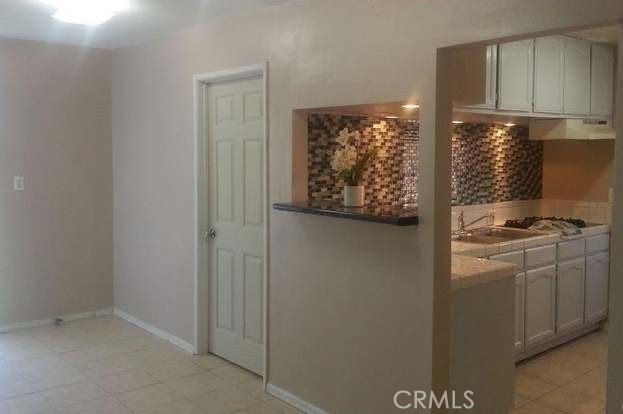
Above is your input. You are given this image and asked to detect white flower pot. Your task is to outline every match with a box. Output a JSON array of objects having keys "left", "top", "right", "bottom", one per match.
[{"left": 343, "top": 185, "right": 365, "bottom": 207}]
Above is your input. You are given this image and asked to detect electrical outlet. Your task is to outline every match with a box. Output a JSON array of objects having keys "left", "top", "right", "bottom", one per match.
[{"left": 13, "top": 176, "right": 24, "bottom": 191}]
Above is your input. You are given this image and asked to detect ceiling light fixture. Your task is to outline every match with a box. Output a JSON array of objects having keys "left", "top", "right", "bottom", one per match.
[
  {"left": 401, "top": 104, "right": 420, "bottom": 110},
  {"left": 452, "top": 121, "right": 464, "bottom": 124},
  {"left": 504, "top": 123, "right": 516, "bottom": 127},
  {"left": 385, "top": 115, "right": 400, "bottom": 119},
  {"left": 39, "top": 0, "right": 129, "bottom": 26}
]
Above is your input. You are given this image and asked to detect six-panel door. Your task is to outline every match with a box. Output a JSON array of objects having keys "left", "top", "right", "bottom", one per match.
[{"left": 207, "top": 76, "right": 265, "bottom": 374}]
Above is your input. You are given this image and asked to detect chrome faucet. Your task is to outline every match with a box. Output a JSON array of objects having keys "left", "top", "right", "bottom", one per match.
[{"left": 455, "top": 210, "right": 495, "bottom": 235}]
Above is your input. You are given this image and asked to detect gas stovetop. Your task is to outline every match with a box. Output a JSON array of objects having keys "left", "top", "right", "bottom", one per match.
[{"left": 504, "top": 216, "right": 587, "bottom": 230}]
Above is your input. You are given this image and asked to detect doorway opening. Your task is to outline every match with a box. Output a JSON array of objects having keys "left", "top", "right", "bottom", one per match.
[{"left": 438, "top": 24, "right": 619, "bottom": 413}]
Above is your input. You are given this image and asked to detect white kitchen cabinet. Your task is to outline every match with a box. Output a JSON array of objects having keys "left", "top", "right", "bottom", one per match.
[
  {"left": 563, "top": 37, "right": 591, "bottom": 115},
  {"left": 463, "top": 45, "right": 498, "bottom": 110},
  {"left": 515, "top": 273, "right": 526, "bottom": 352},
  {"left": 526, "top": 265, "right": 556, "bottom": 346},
  {"left": 498, "top": 40, "right": 534, "bottom": 112},
  {"left": 586, "top": 252, "right": 610, "bottom": 323},
  {"left": 590, "top": 43, "right": 615, "bottom": 117},
  {"left": 557, "top": 258, "right": 586, "bottom": 333},
  {"left": 533, "top": 36, "right": 564, "bottom": 113}
]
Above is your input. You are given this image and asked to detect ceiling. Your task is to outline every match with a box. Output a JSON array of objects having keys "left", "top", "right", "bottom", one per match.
[
  {"left": 0, "top": 0, "right": 292, "bottom": 50},
  {"left": 568, "top": 25, "right": 620, "bottom": 46}
]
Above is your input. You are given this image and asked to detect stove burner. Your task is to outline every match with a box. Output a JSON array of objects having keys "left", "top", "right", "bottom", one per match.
[{"left": 504, "top": 216, "right": 587, "bottom": 229}]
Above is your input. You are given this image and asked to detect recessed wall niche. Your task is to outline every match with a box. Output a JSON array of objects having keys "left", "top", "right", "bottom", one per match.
[{"left": 306, "top": 113, "right": 419, "bottom": 207}]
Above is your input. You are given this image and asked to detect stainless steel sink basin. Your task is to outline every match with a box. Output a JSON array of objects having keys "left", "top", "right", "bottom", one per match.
[{"left": 451, "top": 227, "right": 543, "bottom": 245}]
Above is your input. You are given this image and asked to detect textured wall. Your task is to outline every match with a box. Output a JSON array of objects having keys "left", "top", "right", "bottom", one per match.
[
  {"left": 307, "top": 114, "right": 418, "bottom": 206},
  {"left": 111, "top": 0, "right": 623, "bottom": 412},
  {"left": 452, "top": 123, "right": 543, "bottom": 206},
  {"left": 0, "top": 38, "right": 112, "bottom": 326}
]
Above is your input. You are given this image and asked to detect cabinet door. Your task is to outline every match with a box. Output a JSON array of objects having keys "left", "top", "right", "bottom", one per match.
[
  {"left": 462, "top": 45, "right": 498, "bottom": 110},
  {"left": 526, "top": 265, "right": 556, "bottom": 346},
  {"left": 563, "top": 37, "right": 591, "bottom": 115},
  {"left": 534, "top": 36, "right": 564, "bottom": 113},
  {"left": 557, "top": 258, "right": 585, "bottom": 333},
  {"left": 498, "top": 40, "right": 534, "bottom": 112},
  {"left": 590, "top": 44, "right": 615, "bottom": 117},
  {"left": 515, "top": 273, "right": 526, "bottom": 352},
  {"left": 586, "top": 252, "right": 609, "bottom": 323}
]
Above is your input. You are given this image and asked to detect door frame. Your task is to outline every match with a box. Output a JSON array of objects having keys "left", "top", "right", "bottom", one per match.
[{"left": 193, "top": 63, "right": 269, "bottom": 376}]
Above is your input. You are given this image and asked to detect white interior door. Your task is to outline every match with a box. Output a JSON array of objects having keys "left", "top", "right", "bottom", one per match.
[{"left": 207, "top": 76, "right": 264, "bottom": 374}]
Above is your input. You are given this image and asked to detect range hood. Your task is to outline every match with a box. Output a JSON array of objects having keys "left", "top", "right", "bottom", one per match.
[{"left": 529, "top": 118, "right": 616, "bottom": 141}]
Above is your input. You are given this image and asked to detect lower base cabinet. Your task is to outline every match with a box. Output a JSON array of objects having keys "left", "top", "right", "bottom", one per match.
[
  {"left": 586, "top": 252, "right": 609, "bottom": 323},
  {"left": 515, "top": 273, "right": 526, "bottom": 352},
  {"left": 557, "top": 258, "right": 586, "bottom": 333},
  {"left": 526, "top": 265, "right": 557, "bottom": 346}
]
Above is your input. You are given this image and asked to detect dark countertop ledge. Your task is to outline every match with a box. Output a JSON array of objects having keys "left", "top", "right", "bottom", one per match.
[{"left": 273, "top": 200, "right": 419, "bottom": 226}]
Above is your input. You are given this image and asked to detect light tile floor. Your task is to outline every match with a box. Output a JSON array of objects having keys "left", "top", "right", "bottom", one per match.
[
  {"left": 0, "top": 316, "right": 302, "bottom": 414},
  {"left": 512, "top": 330, "right": 608, "bottom": 414}
]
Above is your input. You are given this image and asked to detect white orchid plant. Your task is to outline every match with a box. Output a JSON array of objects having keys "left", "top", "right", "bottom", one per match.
[{"left": 331, "top": 128, "right": 376, "bottom": 186}]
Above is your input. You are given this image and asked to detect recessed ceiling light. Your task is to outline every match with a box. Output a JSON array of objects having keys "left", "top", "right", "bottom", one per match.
[
  {"left": 40, "top": 0, "right": 129, "bottom": 26},
  {"left": 385, "top": 115, "right": 399, "bottom": 119},
  {"left": 401, "top": 104, "right": 420, "bottom": 110},
  {"left": 452, "top": 121, "right": 464, "bottom": 124},
  {"left": 504, "top": 123, "right": 516, "bottom": 127}
]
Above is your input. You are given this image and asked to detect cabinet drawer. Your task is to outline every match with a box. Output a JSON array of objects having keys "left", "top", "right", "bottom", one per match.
[
  {"left": 525, "top": 244, "right": 556, "bottom": 268},
  {"left": 558, "top": 239, "right": 585, "bottom": 261},
  {"left": 586, "top": 234, "right": 610, "bottom": 254},
  {"left": 490, "top": 250, "right": 524, "bottom": 270}
]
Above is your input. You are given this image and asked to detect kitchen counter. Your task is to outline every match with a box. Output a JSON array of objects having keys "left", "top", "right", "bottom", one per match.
[
  {"left": 273, "top": 200, "right": 419, "bottom": 226},
  {"left": 451, "top": 255, "right": 518, "bottom": 290},
  {"left": 450, "top": 223, "right": 609, "bottom": 289},
  {"left": 452, "top": 224, "right": 610, "bottom": 257}
]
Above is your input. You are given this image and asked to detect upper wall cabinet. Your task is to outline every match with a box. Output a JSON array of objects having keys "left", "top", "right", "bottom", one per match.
[
  {"left": 563, "top": 37, "right": 591, "bottom": 116},
  {"left": 534, "top": 36, "right": 564, "bottom": 113},
  {"left": 498, "top": 40, "right": 534, "bottom": 112},
  {"left": 591, "top": 44, "right": 615, "bottom": 117},
  {"left": 457, "top": 36, "right": 615, "bottom": 119}
]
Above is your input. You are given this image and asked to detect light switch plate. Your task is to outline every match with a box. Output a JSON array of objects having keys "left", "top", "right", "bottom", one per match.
[
  {"left": 609, "top": 187, "right": 614, "bottom": 203},
  {"left": 13, "top": 176, "right": 24, "bottom": 191}
]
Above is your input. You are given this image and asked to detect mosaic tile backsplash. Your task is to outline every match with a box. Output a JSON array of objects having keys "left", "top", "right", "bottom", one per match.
[
  {"left": 451, "top": 123, "right": 543, "bottom": 206},
  {"left": 307, "top": 115, "right": 543, "bottom": 207},
  {"left": 307, "top": 114, "right": 418, "bottom": 206}
]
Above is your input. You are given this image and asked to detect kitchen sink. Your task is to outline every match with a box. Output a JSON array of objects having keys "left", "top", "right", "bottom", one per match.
[{"left": 451, "top": 227, "right": 543, "bottom": 245}]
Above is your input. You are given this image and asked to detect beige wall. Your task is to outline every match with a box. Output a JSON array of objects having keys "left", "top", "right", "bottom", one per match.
[
  {"left": 543, "top": 140, "right": 614, "bottom": 202},
  {"left": 607, "top": 25, "right": 623, "bottom": 414},
  {"left": 111, "top": 1, "right": 623, "bottom": 413},
  {"left": 0, "top": 38, "right": 113, "bottom": 326}
]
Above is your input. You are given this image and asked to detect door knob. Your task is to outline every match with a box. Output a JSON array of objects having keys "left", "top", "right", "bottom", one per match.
[{"left": 204, "top": 228, "right": 216, "bottom": 241}]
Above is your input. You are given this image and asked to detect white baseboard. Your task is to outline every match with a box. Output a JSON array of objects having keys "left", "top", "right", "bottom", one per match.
[
  {"left": 113, "top": 308, "right": 196, "bottom": 354},
  {"left": 0, "top": 308, "right": 113, "bottom": 334},
  {"left": 267, "top": 383, "right": 329, "bottom": 414}
]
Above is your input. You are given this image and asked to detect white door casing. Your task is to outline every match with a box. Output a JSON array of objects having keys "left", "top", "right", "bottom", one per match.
[{"left": 206, "top": 76, "right": 265, "bottom": 375}]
